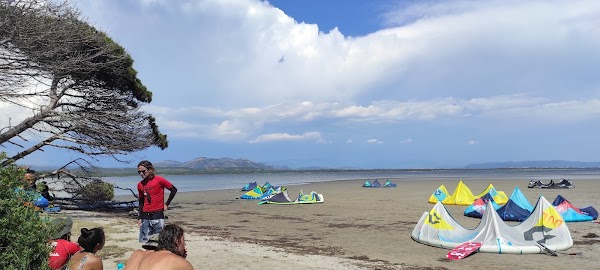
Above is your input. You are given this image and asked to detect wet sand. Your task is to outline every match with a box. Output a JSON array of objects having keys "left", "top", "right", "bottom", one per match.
[{"left": 64, "top": 176, "right": 600, "bottom": 269}]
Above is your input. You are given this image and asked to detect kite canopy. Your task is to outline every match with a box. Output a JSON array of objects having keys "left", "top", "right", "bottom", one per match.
[
  {"left": 383, "top": 180, "right": 397, "bottom": 187},
  {"left": 241, "top": 182, "right": 258, "bottom": 191},
  {"left": 363, "top": 179, "right": 396, "bottom": 188},
  {"left": 362, "top": 179, "right": 382, "bottom": 188},
  {"left": 528, "top": 179, "right": 574, "bottom": 189},
  {"left": 496, "top": 186, "right": 534, "bottom": 222},
  {"left": 240, "top": 186, "right": 283, "bottom": 200},
  {"left": 259, "top": 190, "right": 324, "bottom": 205},
  {"left": 429, "top": 181, "right": 508, "bottom": 206},
  {"left": 464, "top": 193, "right": 501, "bottom": 219},
  {"left": 441, "top": 181, "right": 475, "bottom": 206},
  {"left": 262, "top": 182, "right": 273, "bottom": 191},
  {"left": 552, "top": 195, "right": 597, "bottom": 221},
  {"left": 239, "top": 186, "right": 264, "bottom": 199},
  {"left": 412, "top": 196, "right": 573, "bottom": 254},
  {"left": 476, "top": 184, "right": 509, "bottom": 204},
  {"left": 428, "top": 185, "right": 449, "bottom": 204}
]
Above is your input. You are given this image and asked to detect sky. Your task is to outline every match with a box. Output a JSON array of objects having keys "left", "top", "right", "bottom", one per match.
[{"left": 3, "top": 0, "right": 600, "bottom": 169}]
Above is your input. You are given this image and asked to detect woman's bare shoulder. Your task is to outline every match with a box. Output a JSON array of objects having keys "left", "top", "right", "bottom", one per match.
[{"left": 86, "top": 254, "right": 103, "bottom": 269}]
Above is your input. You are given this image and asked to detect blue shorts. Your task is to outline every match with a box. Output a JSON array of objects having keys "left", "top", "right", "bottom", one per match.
[{"left": 139, "top": 219, "right": 165, "bottom": 242}]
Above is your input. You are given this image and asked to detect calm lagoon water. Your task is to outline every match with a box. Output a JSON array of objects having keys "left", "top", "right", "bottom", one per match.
[{"left": 103, "top": 168, "right": 600, "bottom": 196}]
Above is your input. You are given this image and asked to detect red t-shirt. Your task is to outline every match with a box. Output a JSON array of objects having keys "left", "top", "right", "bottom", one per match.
[
  {"left": 137, "top": 175, "right": 174, "bottom": 213},
  {"left": 49, "top": 239, "right": 81, "bottom": 269}
]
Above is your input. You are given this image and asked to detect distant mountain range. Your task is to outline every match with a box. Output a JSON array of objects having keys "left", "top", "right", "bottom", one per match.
[
  {"left": 25, "top": 158, "right": 600, "bottom": 172},
  {"left": 464, "top": 160, "right": 600, "bottom": 169},
  {"left": 156, "top": 158, "right": 600, "bottom": 170},
  {"left": 154, "top": 157, "right": 283, "bottom": 170}
]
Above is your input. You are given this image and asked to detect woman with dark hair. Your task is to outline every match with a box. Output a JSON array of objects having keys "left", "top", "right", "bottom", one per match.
[
  {"left": 68, "top": 227, "right": 105, "bottom": 270},
  {"left": 136, "top": 160, "right": 178, "bottom": 242}
]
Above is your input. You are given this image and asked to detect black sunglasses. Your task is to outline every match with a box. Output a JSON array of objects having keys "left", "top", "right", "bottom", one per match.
[{"left": 138, "top": 170, "right": 147, "bottom": 174}]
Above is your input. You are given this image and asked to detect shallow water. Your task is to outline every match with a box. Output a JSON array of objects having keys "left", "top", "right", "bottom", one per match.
[{"left": 103, "top": 168, "right": 600, "bottom": 196}]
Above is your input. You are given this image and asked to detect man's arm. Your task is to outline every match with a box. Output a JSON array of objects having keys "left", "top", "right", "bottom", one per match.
[
  {"left": 138, "top": 189, "right": 145, "bottom": 220},
  {"left": 165, "top": 186, "right": 177, "bottom": 207}
]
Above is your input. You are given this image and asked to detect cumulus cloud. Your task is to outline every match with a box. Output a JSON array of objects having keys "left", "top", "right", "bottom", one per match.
[
  {"left": 467, "top": 140, "right": 479, "bottom": 145},
  {"left": 210, "top": 120, "right": 247, "bottom": 140},
  {"left": 76, "top": 0, "right": 600, "bottom": 109},
  {"left": 73, "top": 0, "right": 600, "bottom": 123},
  {"left": 20, "top": 0, "right": 600, "bottom": 167},
  {"left": 143, "top": 96, "right": 600, "bottom": 143}
]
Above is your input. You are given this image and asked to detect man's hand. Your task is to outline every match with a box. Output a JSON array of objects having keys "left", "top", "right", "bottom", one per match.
[{"left": 164, "top": 203, "right": 168, "bottom": 211}]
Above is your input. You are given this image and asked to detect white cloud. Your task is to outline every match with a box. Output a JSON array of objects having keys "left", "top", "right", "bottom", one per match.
[
  {"left": 467, "top": 140, "right": 479, "bottom": 145},
  {"left": 72, "top": 0, "right": 600, "bottom": 111},
  {"left": 400, "top": 138, "right": 413, "bottom": 143},
  {"left": 27, "top": 0, "right": 600, "bottom": 167},
  {"left": 159, "top": 119, "right": 202, "bottom": 130},
  {"left": 144, "top": 96, "right": 600, "bottom": 142},
  {"left": 0, "top": 104, "right": 29, "bottom": 130},
  {"left": 209, "top": 120, "right": 247, "bottom": 140},
  {"left": 249, "top": 131, "right": 321, "bottom": 144},
  {"left": 366, "top": 139, "right": 383, "bottom": 144},
  {"left": 316, "top": 138, "right": 328, "bottom": 144}
]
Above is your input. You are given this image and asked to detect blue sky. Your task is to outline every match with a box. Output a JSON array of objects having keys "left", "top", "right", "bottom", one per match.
[{"left": 4, "top": 0, "right": 600, "bottom": 169}]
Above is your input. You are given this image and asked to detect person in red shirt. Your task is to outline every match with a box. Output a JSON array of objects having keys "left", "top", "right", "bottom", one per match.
[
  {"left": 48, "top": 217, "right": 81, "bottom": 270},
  {"left": 137, "top": 160, "right": 178, "bottom": 242}
]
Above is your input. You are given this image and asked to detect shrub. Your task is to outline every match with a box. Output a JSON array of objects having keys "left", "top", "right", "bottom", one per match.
[
  {"left": 0, "top": 153, "right": 53, "bottom": 270},
  {"left": 79, "top": 180, "right": 115, "bottom": 202}
]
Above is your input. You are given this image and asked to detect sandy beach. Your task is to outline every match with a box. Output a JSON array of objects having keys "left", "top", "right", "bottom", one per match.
[{"left": 58, "top": 176, "right": 600, "bottom": 269}]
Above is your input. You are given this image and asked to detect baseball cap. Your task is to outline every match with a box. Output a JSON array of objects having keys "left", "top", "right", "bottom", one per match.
[
  {"left": 142, "top": 234, "right": 159, "bottom": 250},
  {"left": 51, "top": 217, "right": 73, "bottom": 239}
]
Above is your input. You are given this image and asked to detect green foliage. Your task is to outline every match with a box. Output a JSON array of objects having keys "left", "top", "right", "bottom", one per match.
[
  {"left": 80, "top": 181, "right": 114, "bottom": 201},
  {"left": 148, "top": 115, "right": 168, "bottom": 149},
  {"left": 0, "top": 153, "right": 53, "bottom": 270},
  {"left": 0, "top": 1, "right": 168, "bottom": 165}
]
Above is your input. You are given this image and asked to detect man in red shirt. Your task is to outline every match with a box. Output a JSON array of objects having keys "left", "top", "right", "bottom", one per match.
[
  {"left": 137, "top": 160, "right": 178, "bottom": 242},
  {"left": 48, "top": 217, "right": 81, "bottom": 269}
]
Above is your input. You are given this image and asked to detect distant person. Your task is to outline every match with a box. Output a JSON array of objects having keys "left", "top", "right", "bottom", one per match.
[
  {"left": 123, "top": 234, "right": 159, "bottom": 270},
  {"left": 67, "top": 227, "right": 105, "bottom": 270},
  {"left": 135, "top": 224, "right": 194, "bottom": 270},
  {"left": 137, "top": 160, "right": 178, "bottom": 242},
  {"left": 23, "top": 168, "right": 37, "bottom": 190},
  {"left": 48, "top": 217, "right": 81, "bottom": 270},
  {"left": 16, "top": 168, "right": 49, "bottom": 209},
  {"left": 40, "top": 181, "right": 55, "bottom": 201}
]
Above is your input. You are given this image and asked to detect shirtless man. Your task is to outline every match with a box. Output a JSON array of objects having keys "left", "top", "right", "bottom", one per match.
[
  {"left": 123, "top": 235, "right": 158, "bottom": 270},
  {"left": 126, "top": 224, "right": 194, "bottom": 270}
]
